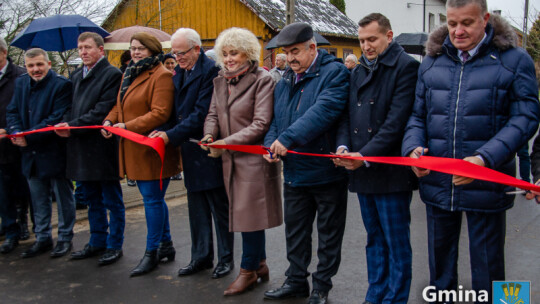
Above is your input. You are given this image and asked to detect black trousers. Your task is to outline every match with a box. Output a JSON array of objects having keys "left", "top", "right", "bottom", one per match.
[
  {"left": 0, "top": 162, "right": 31, "bottom": 239},
  {"left": 426, "top": 204, "right": 506, "bottom": 304},
  {"left": 186, "top": 186, "right": 234, "bottom": 264},
  {"left": 283, "top": 180, "right": 348, "bottom": 292}
]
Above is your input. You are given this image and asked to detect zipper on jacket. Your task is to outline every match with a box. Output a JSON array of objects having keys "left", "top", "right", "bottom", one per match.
[{"left": 451, "top": 62, "right": 465, "bottom": 211}]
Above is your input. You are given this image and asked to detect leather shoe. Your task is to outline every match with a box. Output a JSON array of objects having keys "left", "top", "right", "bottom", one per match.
[
  {"left": 71, "top": 243, "right": 106, "bottom": 260},
  {"left": 264, "top": 282, "right": 310, "bottom": 299},
  {"left": 0, "top": 238, "right": 19, "bottom": 254},
  {"left": 157, "top": 241, "right": 176, "bottom": 262},
  {"left": 256, "top": 259, "right": 269, "bottom": 282},
  {"left": 223, "top": 268, "right": 257, "bottom": 295},
  {"left": 178, "top": 259, "right": 213, "bottom": 276},
  {"left": 21, "top": 239, "right": 53, "bottom": 258},
  {"left": 98, "top": 249, "right": 123, "bottom": 266},
  {"left": 212, "top": 262, "right": 234, "bottom": 279},
  {"left": 50, "top": 241, "right": 72, "bottom": 258},
  {"left": 309, "top": 290, "right": 328, "bottom": 304},
  {"left": 130, "top": 250, "right": 159, "bottom": 277}
]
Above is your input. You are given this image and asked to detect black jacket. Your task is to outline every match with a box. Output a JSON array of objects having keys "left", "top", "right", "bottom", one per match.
[
  {"left": 0, "top": 59, "right": 26, "bottom": 165},
  {"left": 65, "top": 58, "right": 122, "bottom": 181},
  {"left": 165, "top": 50, "right": 224, "bottom": 192},
  {"left": 337, "top": 42, "right": 419, "bottom": 193},
  {"left": 6, "top": 70, "right": 72, "bottom": 179}
]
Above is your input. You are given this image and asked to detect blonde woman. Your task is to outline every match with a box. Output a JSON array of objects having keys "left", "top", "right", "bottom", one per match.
[{"left": 203, "top": 27, "right": 283, "bottom": 295}]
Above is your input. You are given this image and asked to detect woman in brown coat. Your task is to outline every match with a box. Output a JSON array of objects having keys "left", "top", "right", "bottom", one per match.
[
  {"left": 203, "top": 27, "right": 283, "bottom": 296},
  {"left": 102, "top": 32, "right": 180, "bottom": 277}
]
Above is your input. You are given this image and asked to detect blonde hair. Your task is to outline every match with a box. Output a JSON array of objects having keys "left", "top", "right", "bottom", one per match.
[{"left": 214, "top": 27, "right": 260, "bottom": 68}]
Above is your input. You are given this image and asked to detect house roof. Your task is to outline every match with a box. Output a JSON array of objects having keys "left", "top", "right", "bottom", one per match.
[{"left": 241, "top": 0, "right": 358, "bottom": 38}]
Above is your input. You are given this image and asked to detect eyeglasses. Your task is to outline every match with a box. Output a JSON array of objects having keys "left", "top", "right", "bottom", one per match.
[
  {"left": 172, "top": 46, "right": 194, "bottom": 57},
  {"left": 130, "top": 46, "right": 147, "bottom": 52}
]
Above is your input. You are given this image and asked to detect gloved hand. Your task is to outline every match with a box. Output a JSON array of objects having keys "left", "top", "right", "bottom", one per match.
[
  {"left": 208, "top": 139, "right": 226, "bottom": 158},
  {"left": 200, "top": 134, "right": 213, "bottom": 151}
]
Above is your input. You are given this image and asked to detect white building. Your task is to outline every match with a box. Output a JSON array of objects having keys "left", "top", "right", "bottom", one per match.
[{"left": 345, "top": 0, "right": 447, "bottom": 36}]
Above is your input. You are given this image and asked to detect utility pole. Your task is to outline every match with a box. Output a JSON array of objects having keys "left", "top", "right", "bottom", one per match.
[
  {"left": 286, "top": 0, "right": 295, "bottom": 25},
  {"left": 523, "top": 0, "right": 529, "bottom": 47}
]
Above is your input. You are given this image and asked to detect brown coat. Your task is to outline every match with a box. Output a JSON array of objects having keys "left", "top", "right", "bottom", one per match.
[
  {"left": 204, "top": 64, "right": 283, "bottom": 232},
  {"left": 105, "top": 64, "right": 180, "bottom": 180}
]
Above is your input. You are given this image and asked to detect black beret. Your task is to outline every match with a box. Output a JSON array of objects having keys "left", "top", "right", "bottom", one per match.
[{"left": 276, "top": 23, "right": 314, "bottom": 47}]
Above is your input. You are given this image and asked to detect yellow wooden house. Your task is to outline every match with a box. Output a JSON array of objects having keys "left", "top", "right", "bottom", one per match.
[{"left": 102, "top": 0, "right": 360, "bottom": 67}]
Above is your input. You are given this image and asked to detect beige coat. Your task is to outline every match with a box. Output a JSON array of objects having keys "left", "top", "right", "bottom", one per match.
[
  {"left": 204, "top": 64, "right": 283, "bottom": 232},
  {"left": 105, "top": 64, "right": 180, "bottom": 180}
]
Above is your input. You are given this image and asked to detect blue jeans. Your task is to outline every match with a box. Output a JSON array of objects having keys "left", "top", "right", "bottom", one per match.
[
  {"left": 357, "top": 191, "right": 412, "bottom": 304},
  {"left": 137, "top": 179, "right": 171, "bottom": 251},
  {"left": 81, "top": 180, "right": 125, "bottom": 250},
  {"left": 27, "top": 177, "right": 75, "bottom": 242},
  {"left": 241, "top": 230, "right": 266, "bottom": 270}
]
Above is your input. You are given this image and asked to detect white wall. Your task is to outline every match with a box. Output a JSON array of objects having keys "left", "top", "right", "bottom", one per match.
[{"left": 345, "top": 0, "right": 447, "bottom": 35}]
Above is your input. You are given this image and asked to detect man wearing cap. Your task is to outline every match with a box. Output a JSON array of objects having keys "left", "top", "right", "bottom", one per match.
[{"left": 263, "top": 22, "right": 349, "bottom": 304}]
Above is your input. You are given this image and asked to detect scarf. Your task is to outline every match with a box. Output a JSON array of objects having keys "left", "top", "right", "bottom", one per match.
[
  {"left": 223, "top": 61, "right": 256, "bottom": 85},
  {"left": 120, "top": 53, "right": 164, "bottom": 101}
]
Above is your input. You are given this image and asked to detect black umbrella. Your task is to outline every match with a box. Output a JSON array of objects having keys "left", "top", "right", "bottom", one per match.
[
  {"left": 394, "top": 32, "right": 428, "bottom": 55},
  {"left": 265, "top": 32, "right": 330, "bottom": 49}
]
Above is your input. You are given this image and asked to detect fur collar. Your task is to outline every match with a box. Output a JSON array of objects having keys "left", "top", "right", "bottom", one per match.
[{"left": 425, "top": 14, "right": 517, "bottom": 56}]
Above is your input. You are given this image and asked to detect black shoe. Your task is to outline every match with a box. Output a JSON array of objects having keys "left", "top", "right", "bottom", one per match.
[
  {"left": 177, "top": 260, "right": 213, "bottom": 276},
  {"left": 98, "top": 249, "right": 123, "bottom": 266},
  {"left": 171, "top": 173, "right": 183, "bottom": 180},
  {"left": 130, "top": 250, "right": 159, "bottom": 277},
  {"left": 21, "top": 239, "right": 53, "bottom": 258},
  {"left": 127, "top": 179, "right": 136, "bottom": 187},
  {"left": 157, "top": 241, "right": 176, "bottom": 262},
  {"left": 19, "top": 223, "right": 30, "bottom": 241},
  {"left": 50, "top": 241, "right": 72, "bottom": 258},
  {"left": 71, "top": 243, "right": 107, "bottom": 260},
  {"left": 0, "top": 238, "right": 19, "bottom": 254},
  {"left": 264, "top": 282, "right": 310, "bottom": 299},
  {"left": 309, "top": 290, "right": 328, "bottom": 304},
  {"left": 212, "top": 262, "right": 234, "bottom": 279}
]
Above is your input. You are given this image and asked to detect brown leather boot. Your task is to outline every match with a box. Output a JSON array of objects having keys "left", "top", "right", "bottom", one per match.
[
  {"left": 223, "top": 268, "right": 258, "bottom": 296},
  {"left": 256, "top": 259, "right": 269, "bottom": 282}
]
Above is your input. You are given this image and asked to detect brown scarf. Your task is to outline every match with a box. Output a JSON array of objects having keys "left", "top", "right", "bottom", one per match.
[{"left": 222, "top": 61, "right": 257, "bottom": 85}]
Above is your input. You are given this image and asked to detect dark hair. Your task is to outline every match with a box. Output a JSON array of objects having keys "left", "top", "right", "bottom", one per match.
[
  {"left": 162, "top": 53, "right": 175, "bottom": 63},
  {"left": 78, "top": 32, "right": 104, "bottom": 47},
  {"left": 130, "top": 32, "right": 162, "bottom": 55},
  {"left": 358, "top": 13, "right": 392, "bottom": 33},
  {"left": 446, "top": 0, "right": 487, "bottom": 14},
  {"left": 120, "top": 50, "right": 131, "bottom": 64}
]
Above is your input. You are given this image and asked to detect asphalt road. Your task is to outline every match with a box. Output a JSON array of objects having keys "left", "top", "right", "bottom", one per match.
[{"left": 0, "top": 189, "right": 538, "bottom": 304}]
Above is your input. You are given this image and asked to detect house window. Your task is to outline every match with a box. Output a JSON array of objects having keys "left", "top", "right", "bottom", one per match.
[
  {"left": 328, "top": 48, "right": 338, "bottom": 57},
  {"left": 343, "top": 48, "right": 354, "bottom": 59},
  {"left": 439, "top": 14, "right": 447, "bottom": 24},
  {"left": 429, "top": 13, "right": 435, "bottom": 32}
]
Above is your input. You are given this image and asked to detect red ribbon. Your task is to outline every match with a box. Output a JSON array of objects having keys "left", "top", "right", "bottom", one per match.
[
  {"left": 2, "top": 126, "right": 165, "bottom": 189},
  {"left": 205, "top": 144, "right": 540, "bottom": 193},
  {"left": 3, "top": 127, "right": 539, "bottom": 193}
]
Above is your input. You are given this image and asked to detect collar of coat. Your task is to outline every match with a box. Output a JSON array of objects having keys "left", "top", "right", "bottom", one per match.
[
  {"left": 426, "top": 14, "right": 517, "bottom": 57},
  {"left": 282, "top": 49, "right": 337, "bottom": 83},
  {"left": 73, "top": 57, "right": 111, "bottom": 82},
  {"left": 358, "top": 41, "right": 404, "bottom": 71},
  {"left": 173, "top": 49, "right": 210, "bottom": 90}
]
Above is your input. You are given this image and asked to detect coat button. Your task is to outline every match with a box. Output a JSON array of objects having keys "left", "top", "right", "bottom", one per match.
[
  {"left": 357, "top": 102, "right": 361, "bottom": 107},
  {"left": 354, "top": 128, "right": 358, "bottom": 134},
  {"left": 369, "top": 99, "right": 374, "bottom": 105},
  {"left": 178, "top": 115, "right": 182, "bottom": 120},
  {"left": 367, "top": 127, "right": 372, "bottom": 133}
]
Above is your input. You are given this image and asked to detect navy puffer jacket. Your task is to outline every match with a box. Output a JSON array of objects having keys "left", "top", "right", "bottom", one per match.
[
  {"left": 264, "top": 49, "right": 349, "bottom": 187},
  {"left": 402, "top": 15, "right": 540, "bottom": 212}
]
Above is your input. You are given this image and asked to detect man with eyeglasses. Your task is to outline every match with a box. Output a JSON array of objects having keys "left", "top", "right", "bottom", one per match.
[{"left": 150, "top": 28, "right": 234, "bottom": 279}]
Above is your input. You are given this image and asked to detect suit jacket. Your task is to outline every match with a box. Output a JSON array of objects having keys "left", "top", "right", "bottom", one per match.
[
  {"left": 0, "top": 59, "right": 26, "bottom": 165},
  {"left": 105, "top": 63, "right": 180, "bottom": 180},
  {"left": 336, "top": 42, "right": 419, "bottom": 193},
  {"left": 6, "top": 70, "right": 72, "bottom": 179},
  {"left": 65, "top": 58, "right": 122, "bottom": 181},
  {"left": 165, "top": 50, "right": 224, "bottom": 192}
]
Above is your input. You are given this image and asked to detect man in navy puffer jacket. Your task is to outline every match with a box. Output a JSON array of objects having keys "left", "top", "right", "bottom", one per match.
[{"left": 402, "top": 0, "right": 540, "bottom": 301}]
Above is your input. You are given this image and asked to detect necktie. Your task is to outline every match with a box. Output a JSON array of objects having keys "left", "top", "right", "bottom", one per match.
[
  {"left": 461, "top": 51, "right": 470, "bottom": 62},
  {"left": 295, "top": 72, "right": 304, "bottom": 84},
  {"left": 184, "top": 70, "right": 191, "bottom": 82}
]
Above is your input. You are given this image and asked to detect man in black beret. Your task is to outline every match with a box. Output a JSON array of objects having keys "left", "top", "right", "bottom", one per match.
[{"left": 263, "top": 22, "right": 350, "bottom": 304}]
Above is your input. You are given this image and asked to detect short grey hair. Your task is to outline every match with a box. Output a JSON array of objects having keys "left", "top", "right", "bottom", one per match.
[
  {"left": 304, "top": 37, "right": 317, "bottom": 49},
  {"left": 346, "top": 54, "right": 358, "bottom": 62},
  {"left": 25, "top": 48, "right": 49, "bottom": 61},
  {"left": 214, "top": 27, "right": 261, "bottom": 68},
  {"left": 446, "top": 0, "right": 488, "bottom": 14},
  {"left": 171, "top": 28, "right": 202, "bottom": 48},
  {"left": 0, "top": 37, "right": 7, "bottom": 52},
  {"left": 275, "top": 53, "right": 286, "bottom": 61}
]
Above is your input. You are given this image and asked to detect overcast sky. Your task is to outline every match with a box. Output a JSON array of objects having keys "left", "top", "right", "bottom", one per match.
[{"left": 489, "top": 0, "right": 539, "bottom": 31}]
